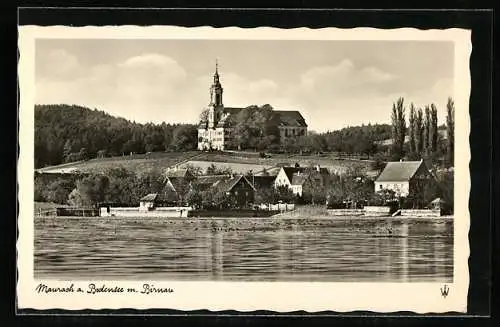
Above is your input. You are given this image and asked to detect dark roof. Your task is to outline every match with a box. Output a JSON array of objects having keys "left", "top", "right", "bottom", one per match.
[
  {"left": 282, "top": 167, "right": 308, "bottom": 182},
  {"left": 273, "top": 110, "right": 308, "bottom": 127},
  {"left": 199, "top": 106, "right": 307, "bottom": 129},
  {"left": 252, "top": 175, "right": 276, "bottom": 188},
  {"left": 291, "top": 173, "right": 310, "bottom": 186},
  {"left": 212, "top": 175, "right": 256, "bottom": 195},
  {"left": 375, "top": 161, "right": 424, "bottom": 182},
  {"left": 194, "top": 174, "right": 255, "bottom": 194}
]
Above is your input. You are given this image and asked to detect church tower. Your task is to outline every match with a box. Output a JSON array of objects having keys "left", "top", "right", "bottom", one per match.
[{"left": 208, "top": 60, "right": 223, "bottom": 128}]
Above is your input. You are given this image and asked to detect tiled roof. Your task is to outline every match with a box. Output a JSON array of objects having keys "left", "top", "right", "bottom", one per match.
[
  {"left": 375, "top": 161, "right": 424, "bottom": 182},
  {"left": 199, "top": 107, "right": 308, "bottom": 129}
]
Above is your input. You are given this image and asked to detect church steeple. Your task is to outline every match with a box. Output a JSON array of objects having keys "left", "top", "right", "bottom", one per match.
[
  {"left": 208, "top": 60, "right": 224, "bottom": 129},
  {"left": 214, "top": 59, "right": 220, "bottom": 83},
  {"left": 210, "top": 59, "right": 223, "bottom": 107}
]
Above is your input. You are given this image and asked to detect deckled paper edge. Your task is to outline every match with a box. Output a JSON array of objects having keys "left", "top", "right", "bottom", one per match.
[{"left": 17, "top": 25, "right": 471, "bottom": 313}]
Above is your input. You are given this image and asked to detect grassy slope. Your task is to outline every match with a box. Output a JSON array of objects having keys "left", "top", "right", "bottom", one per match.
[{"left": 37, "top": 151, "right": 376, "bottom": 175}]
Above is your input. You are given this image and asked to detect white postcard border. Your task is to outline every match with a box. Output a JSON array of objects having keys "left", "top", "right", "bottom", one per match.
[{"left": 17, "top": 25, "right": 471, "bottom": 313}]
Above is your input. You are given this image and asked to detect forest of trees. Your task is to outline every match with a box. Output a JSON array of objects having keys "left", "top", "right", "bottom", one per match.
[{"left": 35, "top": 105, "right": 198, "bottom": 168}]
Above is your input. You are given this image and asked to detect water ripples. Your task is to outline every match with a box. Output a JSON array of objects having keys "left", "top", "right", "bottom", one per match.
[{"left": 34, "top": 217, "right": 453, "bottom": 282}]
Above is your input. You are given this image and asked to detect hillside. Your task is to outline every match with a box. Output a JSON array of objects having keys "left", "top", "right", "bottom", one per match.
[
  {"left": 37, "top": 150, "right": 378, "bottom": 177},
  {"left": 35, "top": 104, "right": 197, "bottom": 169}
]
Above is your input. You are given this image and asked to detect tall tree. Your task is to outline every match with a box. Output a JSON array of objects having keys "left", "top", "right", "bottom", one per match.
[
  {"left": 390, "top": 97, "right": 406, "bottom": 160},
  {"left": 423, "top": 105, "right": 431, "bottom": 156},
  {"left": 414, "top": 108, "right": 424, "bottom": 158},
  {"left": 429, "top": 104, "right": 439, "bottom": 157},
  {"left": 391, "top": 102, "right": 398, "bottom": 154},
  {"left": 446, "top": 97, "right": 455, "bottom": 167},
  {"left": 408, "top": 103, "right": 416, "bottom": 158}
]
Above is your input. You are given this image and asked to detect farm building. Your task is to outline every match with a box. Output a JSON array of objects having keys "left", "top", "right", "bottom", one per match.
[
  {"left": 274, "top": 165, "right": 330, "bottom": 196},
  {"left": 194, "top": 174, "right": 256, "bottom": 208},
  {"left": 374, "top": 159, "right": 437, "bottom": 198}
]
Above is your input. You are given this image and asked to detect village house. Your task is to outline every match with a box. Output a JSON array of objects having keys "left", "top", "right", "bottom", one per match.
[
  {"left": 197, "top": 61, "right": 308, "bottom": 151},
  {"left": 374, "top": 159, "right": 436, "bottom": 198},
  {"left": 274, "top": 165, "right": 330, "bottom": 196},
  {"left": 194, "top": 174, "right": 256, "bottom": 208},
  {"left": 154, "top": 168, "right": 197, "bottom": 205},
  {"left": 250, "top": 167, "right": 281, "bottom": 190}
]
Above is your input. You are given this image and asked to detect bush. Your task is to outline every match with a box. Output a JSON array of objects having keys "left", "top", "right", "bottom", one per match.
[
  {"left": 371, "top": 154, "right": 387, "bottom": 172},
  {"left": 44, "top": 179, "right": 75, "bottom": 204}
]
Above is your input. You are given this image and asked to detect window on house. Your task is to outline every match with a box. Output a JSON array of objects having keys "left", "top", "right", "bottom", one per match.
[{"left": 379, "top": 185, "right": 383, "bottom": 190}]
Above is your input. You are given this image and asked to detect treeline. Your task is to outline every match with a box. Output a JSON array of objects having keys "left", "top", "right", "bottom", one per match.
[
  {"left": 34, "top": 163, "right": 236, "bottom": 207},
  {"left": 390, "top": 97, "right": 454, "bottom": 167},
  {"left": 35, "top": 166, "right": 316, "bottom": 209},
  {"left": 35, "top": 104, "right": 197, "bottom": 168}
]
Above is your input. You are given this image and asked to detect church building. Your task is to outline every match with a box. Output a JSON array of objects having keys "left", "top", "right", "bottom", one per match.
[{"left": 197, "top": 62, "right": 308, "bottom": 151}]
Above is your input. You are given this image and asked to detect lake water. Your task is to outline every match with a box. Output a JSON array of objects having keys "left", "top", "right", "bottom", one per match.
[{"left": 34, "top": 217, "right": 453, "bottom": 282}]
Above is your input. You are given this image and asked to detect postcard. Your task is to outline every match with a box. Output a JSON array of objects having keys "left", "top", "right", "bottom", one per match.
[{"left": 18, "top": 25, "right": 470, "bottom": 313}]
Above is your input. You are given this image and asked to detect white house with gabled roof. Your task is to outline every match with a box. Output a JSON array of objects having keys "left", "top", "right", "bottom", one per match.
[{"left": 374, "top": 159, "right": 435, "bottom": 197}]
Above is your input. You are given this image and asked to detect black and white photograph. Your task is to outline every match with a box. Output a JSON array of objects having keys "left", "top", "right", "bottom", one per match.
[{"left": 17, "top": 25, "right": 471, "bottom": 312}]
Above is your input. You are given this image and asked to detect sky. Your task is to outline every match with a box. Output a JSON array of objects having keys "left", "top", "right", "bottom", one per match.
[{"left": 35, "top": 39, "right": 454, "bottom": 132}]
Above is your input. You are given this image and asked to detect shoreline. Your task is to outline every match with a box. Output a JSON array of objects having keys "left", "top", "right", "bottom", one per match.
[{"left": 36, "top": 215, "right": 454, "bottom": 221}]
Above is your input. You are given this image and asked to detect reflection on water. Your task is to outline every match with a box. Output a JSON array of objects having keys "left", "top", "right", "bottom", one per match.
[{"left": 34, "top": 217, "right": 453, "bottom": 282}]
